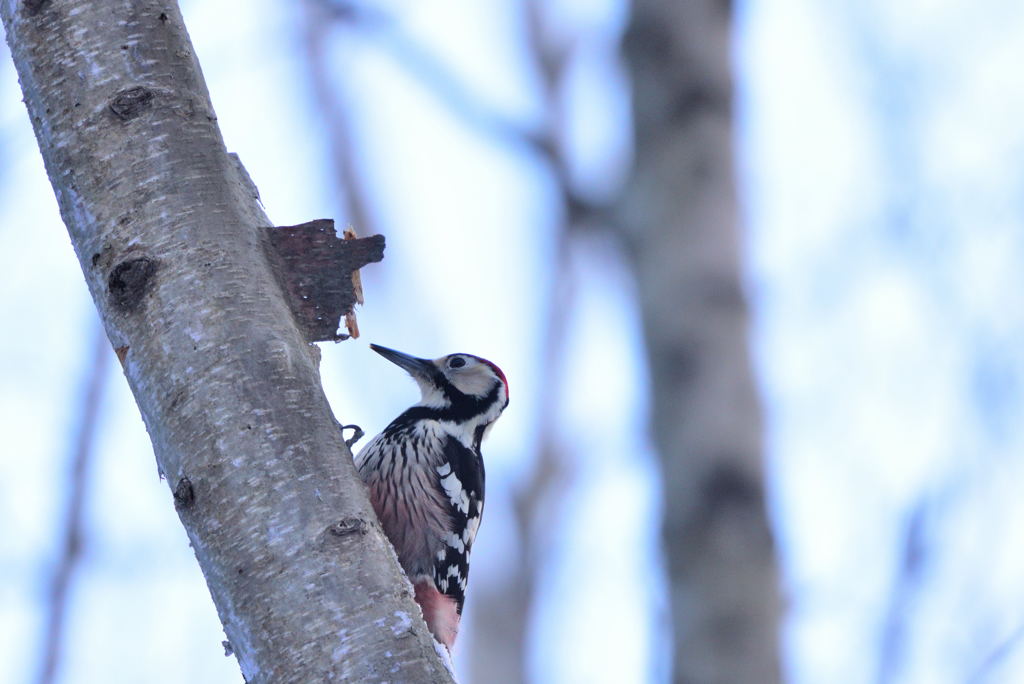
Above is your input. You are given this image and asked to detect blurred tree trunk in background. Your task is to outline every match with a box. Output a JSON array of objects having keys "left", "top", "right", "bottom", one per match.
[{"left": 619, "top": 2, "right": 782, "bottom": 682}]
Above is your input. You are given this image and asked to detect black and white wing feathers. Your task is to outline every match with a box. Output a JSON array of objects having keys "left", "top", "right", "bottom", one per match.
[{"left": 432, "top": 436, "right": 485, "bottom": 614}]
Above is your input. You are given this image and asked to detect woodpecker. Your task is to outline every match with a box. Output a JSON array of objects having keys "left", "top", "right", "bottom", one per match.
[{"left": 355, "top": 343, "right": 509, "bottom": 650}]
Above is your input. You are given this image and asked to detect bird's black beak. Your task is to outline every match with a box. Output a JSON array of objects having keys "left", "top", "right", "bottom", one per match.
[{"left": 370, "top": 344, "right": 435, "bottom": 379}]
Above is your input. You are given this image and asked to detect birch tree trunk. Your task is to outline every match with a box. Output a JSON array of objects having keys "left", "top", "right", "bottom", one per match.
[
  {"left": 2, "top": 1, "right": 452, "bottom": 681},
  {"left": 620, "top": 1, "right": 782, "bottom": 682}
]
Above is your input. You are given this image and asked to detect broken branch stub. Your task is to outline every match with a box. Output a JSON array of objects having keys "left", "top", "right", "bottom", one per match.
[{"left": 263, "top": 219, "right": 384, "bottom": 342}]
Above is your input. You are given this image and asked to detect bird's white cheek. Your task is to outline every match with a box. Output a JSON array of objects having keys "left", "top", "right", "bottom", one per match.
[
  {"left": 417, "top": 385, "right": 448, "bottom": 408},
  {"left": 451, "top": 372, "right": 492, "bottom": 397}
]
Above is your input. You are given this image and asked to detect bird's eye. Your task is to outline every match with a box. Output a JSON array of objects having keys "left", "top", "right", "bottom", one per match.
[{"left": 448, "top": 356, "right": 466, "bottom": 369}]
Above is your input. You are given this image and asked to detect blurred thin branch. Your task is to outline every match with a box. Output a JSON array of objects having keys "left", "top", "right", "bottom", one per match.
[
  {"left": 312, "top": 0, "right": 547, "bottom": 155},
  {"left": 298, "top": 1, "right": 616, "bottom": 678},
  {"left": 470, "top": 232, "right": 575, "bottom": 683},
  {"left": 474, "top": 3, "right": 573, "bottom": 680},
  {"left": 969, "top": 619, "right": 1024, "bottom": 684},
  {"left": 876, "top": 503, "right": 928, "bottom": 684},
  {"left": 521, "top": 0, "right": 601, "bottom": 230},
  {"left": 36, "top": 325, "right": 109, "bottom": 684},
  {"left": 311, "top": 0, "right": 608, "bottom": 228},
  {"left": 300, "top": 0, "right": 375, "bottom": 235},
  {"left": 471, "top": 2, "right": 612, "bottom": 678}
]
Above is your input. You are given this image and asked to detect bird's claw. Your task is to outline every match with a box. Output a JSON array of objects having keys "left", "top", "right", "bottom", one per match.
[{"left": 340, "top": 423, "right": 364, "bottom": 448}]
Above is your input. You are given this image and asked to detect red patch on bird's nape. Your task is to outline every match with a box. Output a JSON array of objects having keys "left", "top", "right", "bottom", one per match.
[{"left": 477, "top": 357, "right": 508, "bottom": 399}]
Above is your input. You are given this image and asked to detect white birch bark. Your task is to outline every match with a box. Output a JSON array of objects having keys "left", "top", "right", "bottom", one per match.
[{"left": 1, "top": 0, "right": 454, "bottom": 681}]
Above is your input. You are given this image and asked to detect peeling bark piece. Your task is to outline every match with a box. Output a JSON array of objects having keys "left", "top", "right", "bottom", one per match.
[
  {"left": 342, "top": 227, "right": 364, "bottom": 339},
  {"left": 343, "top": 312, "right": 360, "bottom": 339},
  {"left": 342, "top": 228, "right": 365, "bottom": 305},
  {"left": 264, "top": 219, "right": 384, "bottom": 343}
]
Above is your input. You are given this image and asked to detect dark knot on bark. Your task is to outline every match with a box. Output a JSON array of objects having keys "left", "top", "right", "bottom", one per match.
[
  {"left": 110, "top": 86, "right": 156, "bottom": 121},
  {"left": 173, "top": 477, "right": 195, "bottom": 510},
  {"left": 327, "top": 518, "right": 368, "bottom": 537},
  {"left": 108, "top": 256, "right": 157, "bottom": 312}
]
